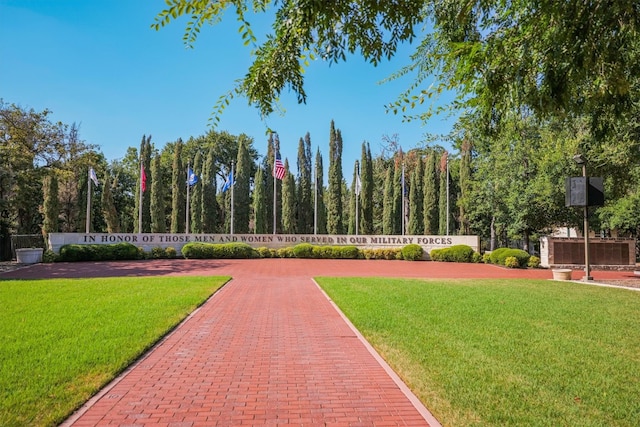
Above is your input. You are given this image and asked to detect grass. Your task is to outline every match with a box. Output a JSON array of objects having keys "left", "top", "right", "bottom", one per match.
[
  {"left": 316, "top": 277, "right": 640, "bottom": 427},
  {"left": 0, "top": 276, "right": 229, "bottom": 427}
]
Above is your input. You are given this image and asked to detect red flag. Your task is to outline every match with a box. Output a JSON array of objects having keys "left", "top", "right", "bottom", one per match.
[
  {"left": 141, "top": 163, "right": 147, "bottom": 192},
  {"left": 273, "top": 151, "right": 286, "bottom": 180}
]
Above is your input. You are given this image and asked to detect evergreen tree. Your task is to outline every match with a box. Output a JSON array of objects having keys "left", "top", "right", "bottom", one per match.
[
  {"left": 201, "top": 146, "right": 218, "bottom": 233},
  {"left": 382, "top": 165, "right": 394, "bottom": 235},
  {"left": 190, "top": 151, "right": 203, "bottom": 233},
  {"left": 327, "top": 121, "right": 344, "bottom": 234},
  {"left": 423, "top": 153, "right": 439, "bottom": 234},
  {"left": 458, "top": 140, "right": 472, "bottom": 235},
  {"left": 314, "top": 148, "right": 327, "bottom": 234},
  {"left": 233, "top": 139, "right": 251, "bottom": 233},
  {"left": 297, "top": 134, "right": 313, "bottom": 233},
  {"left": 101, "top": 170, "right": 120, "bottom": 233},
  {"left": 42, "top": 172, "right": 59, "bottom": 236},
  {"left": 439, "top": 152, "right": 449, "bottom": 235},
  {"left": 408, "top": 156, "right": 424, "bottom": 235},
  {"left": 359, "top": 142, "right": 374, "bottom": 235},
  {"left": 392, "top": 158, "right": 403, "bottom": 234},
  {"left": 170, "top": 139, "right": 185, "bottom": 233},
  {"left": 252, "top": 166, "right": 267, "bottom": 233},
  {"left": 150, "top": 153, "right": 166, "bottom": 233},
  {"left": 348, "top": 161, "right": 359, "bottom": 234},
  {"left": 134, "top": 135, "right": 152, "bottom": 232},
  {"left": 281, "top": 159, "right": 297, "bottom": 233}
]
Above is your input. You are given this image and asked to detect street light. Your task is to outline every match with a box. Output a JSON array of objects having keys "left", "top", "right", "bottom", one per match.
[{"left": 573, "top": 154, "right": 593, "bottom": 281}]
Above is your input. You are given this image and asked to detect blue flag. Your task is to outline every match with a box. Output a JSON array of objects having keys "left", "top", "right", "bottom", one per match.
[
  {"left": 187, "top": 167, "right": 198, "bottom": 186},
  {"left": 222, "top": 170, "right": 235, "bottom": 192}
]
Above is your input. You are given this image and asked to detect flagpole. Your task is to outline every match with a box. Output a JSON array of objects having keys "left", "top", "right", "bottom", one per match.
[
  {"left": 86, "top": 169, "right": 91, "bottom": 233},
  {"left": 138, "top": 163, "right": 143, "bottom": 234},
  {"left": 230, "top": 161, "right": 235, "bottom": 235},
  {"left": 314, "top": 158, "right": 317, "bottom": 235},
  {"left": 273, "top": 160, "right": 277, "bottom": 235},
  {"left": 186, "top": 163, "right": 190, "bottom": 234},
  {"left": 401, "top": 161, "right": 406, "bottom": 236}
]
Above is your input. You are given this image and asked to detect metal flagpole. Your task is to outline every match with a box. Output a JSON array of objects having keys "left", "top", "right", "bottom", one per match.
[
  {"left": 446, "top": 154, "right": 450, "bottom": 236},
  {"left": 273, "top": 151, "right": 277, "bottom": 235},
  {"left": 86, "top": 169, "right": 91, "bottom": 233},
  {"left": 314, "top": 159, "right": 317, "bottom": 235},
  {"left": 230, "top": 162, "right": 235, "bottom": 235},
  {"left": 186, "top": 163, "right": 190, "bottom": 234},
  {"left": 138, "top": 163, "right": 143, "bottom": 234}
]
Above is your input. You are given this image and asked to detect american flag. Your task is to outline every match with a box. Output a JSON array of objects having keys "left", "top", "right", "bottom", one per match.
[{"left": 273, "top": 151, "right": 286, "bottom": 180}]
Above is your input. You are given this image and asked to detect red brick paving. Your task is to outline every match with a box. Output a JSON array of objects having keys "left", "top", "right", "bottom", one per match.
[{"left": 2, "top": 259, "right": 637, "bottom": 427}]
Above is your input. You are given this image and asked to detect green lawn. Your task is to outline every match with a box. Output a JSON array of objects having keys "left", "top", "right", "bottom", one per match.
[
  {"left": 0, "top": 276, "right": 229, "bottom": 427},
  {"left": 317, "top": 277, "right": 640, "bottom": 427}
]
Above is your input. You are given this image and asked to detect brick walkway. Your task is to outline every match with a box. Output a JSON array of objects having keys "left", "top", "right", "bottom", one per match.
[{"left": 3, "top": 259, "right": 637, "bottom": 426}]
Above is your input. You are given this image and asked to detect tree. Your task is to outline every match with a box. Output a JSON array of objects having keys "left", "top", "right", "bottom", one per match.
[
  {"left": 458, "top": 139, "right": 472, "bottom": 235},
  {"left": 252, "top": 166, "right": 267, "bottom": 234},
  {"left": 233, "top": 138, "right": 252, "bottom": 233},
  {"left": 314, "top": 148, "right": 327, "bottom": 234},
  {"left": 359, "top": 142, "right": 374, "bottom": 235},
  {"left": 438, "top": 153, "right": 449, "bottom": 235},
  {"left": 134, "top": 135, "right": 152, "bottom": 233},
  {"left": 170, "top": 139, "right": 185, "bottom": 233},
  {"left": 348, "top": 161, "right": 359, "bottom": 235},
  {"left": 150, "top": 153, "right": 166, "bottom": 233},
  {"left": 201, "top": 146, "right": 218, "bottom": 233},
  {"left": 382, "top": 165, "right": 394, "bottom": 235},
  {"left": 392, "top": 157, "right": 403, "bottom": 235},
  {"left": 296, "top": 133, "right": 313, "bottom": 234},
  {"left": 327, "top": 121, "right": 344, "bottom": 234},
  {"left": 190, "top": 151, "right": 203, "bottom": 233},
  {"left": 281, "top": 159, "right": 296, "bottom": 234},
  {"left": 101, "top": 170, "right": 120, "bottom": 233},
  {"left": 423, "top": 153, "right": 439, "bottom": 235},
  {"left": 42, "top": 172, "right": 59, "bottom": 237},
  {"left": 408, "top": 155, "right": 424, "bottom": 235}
]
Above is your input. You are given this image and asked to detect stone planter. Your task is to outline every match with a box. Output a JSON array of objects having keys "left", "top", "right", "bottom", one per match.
[
  {"left": 552, "top": 269, "right": 573, "bottom": 281},
  {"left": 16, "top": 248, "right": 44, "bottom": 264}
]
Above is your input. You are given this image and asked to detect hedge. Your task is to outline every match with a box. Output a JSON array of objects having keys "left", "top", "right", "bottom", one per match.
[
  {"left": 58, "top": 242, "right": 140, "bottom": 262},
  {"left": 430, "top": 244, "right": 477, "bottom": 263},
  {"left": 488, "top": 247, "right": 531, "bottom": 268}
]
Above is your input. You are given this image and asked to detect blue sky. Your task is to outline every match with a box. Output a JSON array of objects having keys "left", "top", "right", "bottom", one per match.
[{"left": 1, "top": 1, "right": 457, "bottom": 174}]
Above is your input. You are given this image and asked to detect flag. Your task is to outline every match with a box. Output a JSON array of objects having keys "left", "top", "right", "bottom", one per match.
[
  {"left": 355, "top": 172, "right": 361, "bottom": 196},
  {"left": 89, "top": 167, "right": 99, "bottom": 186},
  {"left": 187, "top": 167, "right": 199, "bottom": 186},
  {"left": 273, "top": 151, "right": 285, "bottom": 180},
  {"left": 222, "top": 169, "right": 235, "bottom": 192},
  {"left": 140, "top": 163, "right": 147, "bottom": 192}
]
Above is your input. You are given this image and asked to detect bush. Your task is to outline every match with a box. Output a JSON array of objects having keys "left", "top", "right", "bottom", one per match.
[
  {"left": 401, "top": 244, "right": 424, "bottom": 261},
  {"left": 165, "top": 247, "right": 177, "bottom": 258},
  {"left": 58, "top": 243, "right": 140, "bottom": 262},
  {"left": 504, "top": 256, "right": 519, "bottom": 268},
  {"left": 151, "top": 246, "right": 166, "bottom": 259},
  {"left": 276, "top": 247, "right": 294, "bottom": 258},
  {"left": 482, "top": 252, "right": 492, "bottom": 264},
  {"left": 181, "top": 242, "right": 257, "bottom": 259},
  {"left": 528, "top": 255, "right": 541, "bottom": 268},
  {"left": 490, "top": 247, "right": 531, "bottom": 267},
  {"left": 255, "top": 247, "right": 274, "bottom": 258},
  {"left": 430, "top": 245, "right": 475, "bottom": 263},
  {"left": 43, "top": 250, "right": 58, "bottom": 263},
  {"left": 361, "top": 248, "right": 401, "bottom": 260},
  {"left": 292, "top": 243, "right": 315, "bottom": 258}
]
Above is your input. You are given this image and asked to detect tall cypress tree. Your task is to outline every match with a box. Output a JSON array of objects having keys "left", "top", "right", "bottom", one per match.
[
  {"left": 408, "top": 156, "right": 424, "bottom": 235},
  {"left": 190, "top": 151, "right": 203, "bottom": 233},
  {"left": 423, "top": 153, "right": 439, "bottom": 234},
  {"left": 297, "top": 133, "right": 313, "bottom": 233},
  {"left": 314, "top": 148, "right": 327, "bottom": 234},
  {"left": 150, "top": 153, "right": 166, "bottom": 233},
  {"left": 201, "top": 146, "right": 218, "bottom": 233},
  {"left": 458, "top": 140, "right": 472, "bottom": 235},
  {"left": 234, "top": 139, "right": 251, "bottom": 233},
  {"left": 281, "top": 159, "right": 297, "bottom": 234},
  {"left": 327, "top": 121, "right": 344, "bottom": 234},
  {"left": 348, "top": 160, "right": 359, "bottom": 234},
  {"left": 170, "top": 139, "right": 185, "bottom": 233},
  {"left": 101, "top": 170, "right": 120, "bottom": 233},
  {"left": 360, "top": 142, "right": 374, "bottom": 235},
  {"left": 439, "top": 152, "right": 449, "bottom": 235},
  {"left": 253, "top": 166, "right": 267, "bottom": 233},
  {"left": 392, "top": 158, "right": 403, "bottom": 235},
  {"left": 382, "top": 165, "right": 394, "bottom": 235},
  {"left": 134, "top": 135, "right": 152, "bottom": 232},
  {"left": 42, "top": 172, "right": 59, "bottom": 237}
]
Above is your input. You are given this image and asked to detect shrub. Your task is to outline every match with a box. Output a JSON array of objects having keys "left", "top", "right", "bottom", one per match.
[
  {"left": 490, "top": 247, "right": 531, "bottom": 267},
  {"left": 482, "top": 252, "right": 492, "bottom": 264},
  {"left": 528, "top": 255, "right": 541, "bottom": 268},
  {"left": 292, "top": 243, "right": 315, "bottom": 258},
  {"left": 58, "top": 243, "right": 140, "bottom": 262},
  {"left": 255, "top": 247, "right": 274, "bottom": 258},
  {"left": 360, "top": 248, "right": 400, "bottom": 260},
  {"left": 276, "top": 247, "right": 294, "bottom": 258},
  {"left": 165, "top": 247, "right": 177, "bottom": 258},
  {"left": 401, "top": 244, "right": 424, "bottom": 261},
  {"left": 430, "top": 245, "right": 475, "bottom": 263},
  {"left": 43, "top": 250, "right": 58, "bottom": 263},
  {"left": 504, "top": 256, "right": 519, "bottom": 268},
  {"left": 472, "top": 251, "right": 483, "bottom": 263},
  {"left": 181, "top": 242, "right": 257, "bottom": 259},
  {"left": 151, "top": 246, "right": 166, "bottom": 259}
]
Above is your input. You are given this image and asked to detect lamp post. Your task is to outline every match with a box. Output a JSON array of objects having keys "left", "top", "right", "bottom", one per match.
[{"left": 573, "top": 154, "right": 593, "bottom": 281}]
